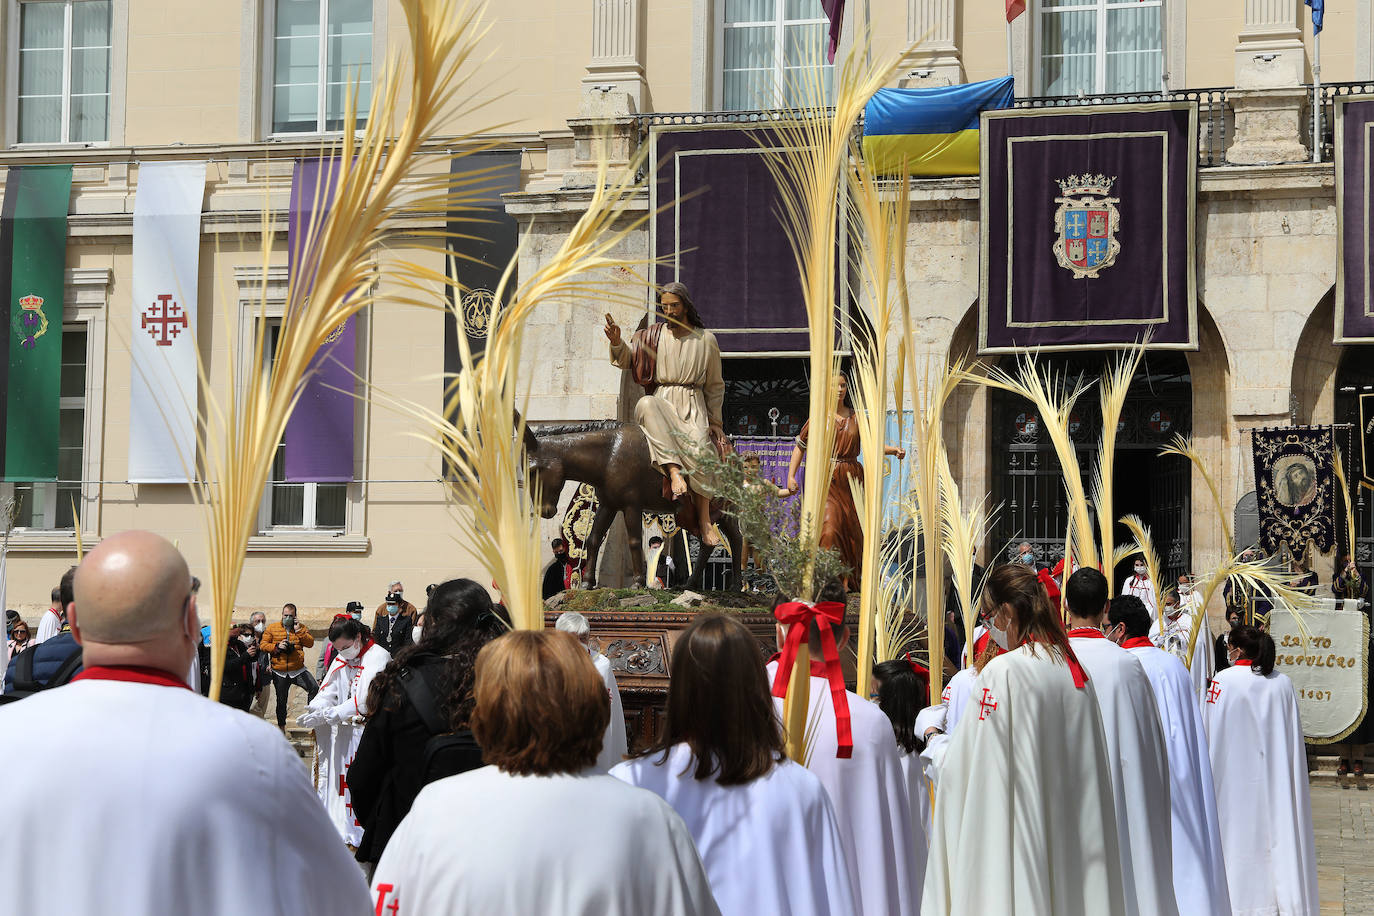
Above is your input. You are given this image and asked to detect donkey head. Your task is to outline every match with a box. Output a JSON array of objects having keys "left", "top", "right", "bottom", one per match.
[{"left": 517, "top": 413, "right": 565, "bottom": 519}]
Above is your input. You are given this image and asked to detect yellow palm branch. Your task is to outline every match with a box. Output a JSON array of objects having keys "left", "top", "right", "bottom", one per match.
[
  {"left": 1159, "top": 433, "right": 1234, "bottom": 560},
  {"left": 1090, "top": 346, "right": 1144, "bottom": 569}
]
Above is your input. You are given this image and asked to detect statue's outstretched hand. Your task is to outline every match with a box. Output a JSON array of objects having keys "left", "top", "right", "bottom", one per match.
[{"left": 604, "top": 312, "right": 622, "bottom": 345}]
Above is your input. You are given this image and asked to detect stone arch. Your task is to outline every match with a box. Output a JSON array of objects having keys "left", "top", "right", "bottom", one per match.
[{"left": 1290, "top": 287, "right": 1339, "bottom": 427}]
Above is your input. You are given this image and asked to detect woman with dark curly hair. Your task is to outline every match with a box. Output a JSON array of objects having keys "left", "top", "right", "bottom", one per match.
[{"left": 347, "top": 578, "right": 509, "bottom": 866}]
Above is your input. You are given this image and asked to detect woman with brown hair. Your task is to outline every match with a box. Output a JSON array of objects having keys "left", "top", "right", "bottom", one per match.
[
  {"left": 1204, "top": 625, "right": 1318, "bottom": 916},
  {"left": 369, "top": 630, "right": 720, "bottom": 916},
  {"left": 924, "top": 562, "right": 1126, "bottom": 915},
  {"left": 611, "top": 614, "right": 855, "bottom": 916}
]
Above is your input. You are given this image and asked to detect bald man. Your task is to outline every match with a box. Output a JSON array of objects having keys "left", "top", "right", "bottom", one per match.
[{"left": 0, "top": 531, "right": 370, "bottom": 915}]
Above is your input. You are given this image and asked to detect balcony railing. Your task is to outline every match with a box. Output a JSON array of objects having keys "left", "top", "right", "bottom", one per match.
[
  {"left": 1015, "top": 87, "right": 1233, "bottom": 167},
  {"left": 1311, "top": 81, "right": 1374, "bottom": 162}
]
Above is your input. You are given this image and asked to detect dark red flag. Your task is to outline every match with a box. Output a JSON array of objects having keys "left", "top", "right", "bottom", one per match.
[{"left": 821, "top": 0, "right": 844, "bottom": 63}]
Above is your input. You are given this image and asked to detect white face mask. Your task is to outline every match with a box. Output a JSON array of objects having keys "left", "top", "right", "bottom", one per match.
[
  {"left": 253, "top": 622, "right": 265, "bottom": 634},
  {"left": 1134, "top": 565, "right": 1146, "bottom": 576},
  {"left": 1179, "top": 583, "right": 1192, "bottom": 595},
  {"left": 987, "top": 616, "right": 1012, "bottom": 650},
  {"left": 338, "top": 643, "right": 361, "bottom": 661}
]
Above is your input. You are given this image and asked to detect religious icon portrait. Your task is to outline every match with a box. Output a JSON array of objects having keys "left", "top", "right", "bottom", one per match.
[{"left": 1273, "top": 456, "right": 1318, "bottom": 508}]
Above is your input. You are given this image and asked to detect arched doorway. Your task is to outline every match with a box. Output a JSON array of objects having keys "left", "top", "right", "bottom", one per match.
[{"left": 988, "top": 351, "right": 1193, "bottom": 584}]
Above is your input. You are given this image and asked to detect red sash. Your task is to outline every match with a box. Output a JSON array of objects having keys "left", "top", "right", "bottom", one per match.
[
  {"left": 72, "top": 665, "right": 191, "bottom": 690},
  {"left": 772, "top": 601, "right": 852, "bottom": 758},
  {"left": 1122, "top": 636, "right": 1154, "bottom": 650},
  {"left": 1067, "top": 627, "right": 1105, "bottom": 639},
  {"left": 1233, "top": 659, "right": 1253, "bottom": 667}
]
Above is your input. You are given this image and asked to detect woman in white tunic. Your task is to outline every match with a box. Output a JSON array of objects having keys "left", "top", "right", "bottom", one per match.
[
  {"left": 1204, "top": 625, "right": 1319, "bottom": 916},
  {"left": 612, "top": 614, "right": 856, "bottom": 916},
  {"left": 605, "top": 281, "right": 726, "bottom": 545},
  {"left": 872, "top": 657, "right": 935, "bottom": 846},
  {"left": 298, "top": 616, "right": 390, "bottom": 847},
  {"left": 372, "top": 630, "right": 720, "bottom": 916}
]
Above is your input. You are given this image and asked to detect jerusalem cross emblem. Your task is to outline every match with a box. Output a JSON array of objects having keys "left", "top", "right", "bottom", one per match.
[
  {"left": 142, "top": 294, "right": 188, "bottom": 346},
  {"left": 1052, "top": 173, "right": 1121, "bottom": 279}
]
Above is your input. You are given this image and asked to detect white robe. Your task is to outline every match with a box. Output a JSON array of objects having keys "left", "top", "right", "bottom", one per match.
[
  {"left": 0, "top": 670, "right": 371, "bottom": 914},
  {"left": 900, "top": 748, "right": 933, "bottom": 847},
  {"left": 1123, "top": 574, "right": 1159, "bottom": 620},
  {"left": 1127, "top": 643, "right": 1232, "bottom": 916},
  {"left": 1204, "top": 664, "right": 1319, "bottom": 916},
  {"left": 612, "top": 744, "right": 857, "bottom": 916},
  {"left": 923, "top": 645, "right": 1126, "bottom": 916},
  {"left": 301, "top": 642, "right": 390, "bottom": 846},
  {"left": 941, "top": 666, "right": 976, "bottom": 736},
  {"left": 33, "top": 607, "right": 61, "bottom": 645},
  {"left": 767, "top": 661, "right": 920, "bottom": 916},
  {"left": 372, "top": 766, "right": 721, "bottom": 915},
  {"left": 593, "top": 651, "right": 629, "bottom": 772},
  {"left": 1151, "top": 610, "right": 1215, "bottom": 705},
  {"left": 1068, "top": 633, "right": 1178, "bottom": 916}
]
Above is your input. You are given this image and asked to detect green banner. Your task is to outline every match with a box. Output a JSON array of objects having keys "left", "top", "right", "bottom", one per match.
[{"left": 0, "top": 164, "right": 73, "bottom": 481}]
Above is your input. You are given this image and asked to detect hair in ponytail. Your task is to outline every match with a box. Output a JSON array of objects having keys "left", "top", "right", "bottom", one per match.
[{"left": 1229, "top": 625, "right": 1277, "bottom": 676}]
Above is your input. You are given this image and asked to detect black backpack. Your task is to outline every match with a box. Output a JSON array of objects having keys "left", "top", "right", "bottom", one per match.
[
  {"left": 0, "top": 642, "right": 84, "bottom": 704},
  {"left": 394, "top": 665, "right": 484, "bottom": 786}
]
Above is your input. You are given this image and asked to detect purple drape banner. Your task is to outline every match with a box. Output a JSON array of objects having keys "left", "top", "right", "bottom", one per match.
[
  {"left": 1337, "top": 98, "right": 1374, "bottom": 342},
  {"left": 732, "top": 436, "right": 802, "bottom": 536},
  {"left": 651, "top": 126, "right": 841, "bottom": 354},
  {"left": 978, "top": 103, "right": 1197, "bottom": 353},
  {"left": 284, "top": 158, "right": 355, "bottom": 483}
]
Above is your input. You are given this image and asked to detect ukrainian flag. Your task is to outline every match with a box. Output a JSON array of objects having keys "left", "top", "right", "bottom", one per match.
[{"left": 862, "top": 77, "right": 1015, "bottom": 177}]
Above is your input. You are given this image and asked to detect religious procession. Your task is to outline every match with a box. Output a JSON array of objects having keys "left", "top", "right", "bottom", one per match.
[{"left": 0, "top": 0, "right": 1368, "bottom": 914}]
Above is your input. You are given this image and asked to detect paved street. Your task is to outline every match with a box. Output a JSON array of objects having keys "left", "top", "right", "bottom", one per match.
[{"left": 1315, "top": 783, "right": 1374, "bottom": 914}]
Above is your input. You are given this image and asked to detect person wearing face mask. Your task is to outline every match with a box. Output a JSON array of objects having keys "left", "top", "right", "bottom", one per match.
[
  {"left": 1121, "top": 558, "right": 1158, "bottom": 620},
  {"left": 0, "top": 530, "right": 371, "bottom": 913},
  {"left": 260, "top": 603, "right": 318, "bottom": 729},
  {"left": 1063, "top": 569, "right": 1178, "bottom": 916},
  {"left": 1204, "top": 626, "right": 1318, "bottom": 916},
  {"left": 213, "top": 623, "right": 261, "bottom": 712},
  {"left": 1107, "top": 595, "right": 1232, "bottom": 916},
  {"left": 543, "top": 539, "right": 576, "bottom": 599},
  {"left": 373, "top": 581, "right": 417, "bottom": 656},
  {"left": 1149, "top": 580, "right": 1215, "bottom": 706},
  {"left": 299, "top": 616, "right": 391, "bottom": 847},
  {"left": 924, "top": 563, "right": 1126, "bottom": 916},
  {"left": 1014, "top": 541, "right": 1042, "bottom": 571}
]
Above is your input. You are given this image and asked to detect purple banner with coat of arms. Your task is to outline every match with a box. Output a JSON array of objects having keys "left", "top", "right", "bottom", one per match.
[
  {"left": 978, "top": 103, "right": 1197, "bottom": 353},
  {"left": 1336, "top": 98, "right": 1374, "bottom": 342}
]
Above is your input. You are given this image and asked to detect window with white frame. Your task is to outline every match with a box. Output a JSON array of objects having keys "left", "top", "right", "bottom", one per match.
[
  {"left": 1039, "top": 0, "right": 1162, "bottom": 97},
  {"left": 720, "top": 0, "right": 833, "bottom": 111},
  {"left": 270, "top": 0, "right": 372, "bottom": 135},
  {"left": 1, "top": 325, "right": 86, "bottom": 528},
  {"left": 260, "top": 320, "right": 348, "bottom": 530},
  {"left": 16, "top": 0, "right": 111, "bottom": 144}
]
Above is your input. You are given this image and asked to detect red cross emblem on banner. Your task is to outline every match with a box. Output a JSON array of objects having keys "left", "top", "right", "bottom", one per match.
[
  {"left": 142, "top": 293, "right": 188, "bottom": 346},
  {"left": 1206, "top": 682, "right": 1222, "bottom": 704},
  {"left": 338, "top": 774, "right": 348, "bottom": 797},
  {"left": 373, "top": 883, "right": 400, "bottom": 915},
  {"left": 977, "top": 688, "right": 998, "bottom": 720}
]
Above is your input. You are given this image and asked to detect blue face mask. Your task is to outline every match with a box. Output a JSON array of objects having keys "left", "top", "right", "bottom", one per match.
[{"left": 1020, "top": 552, "right": 1035, "bottom": 565}]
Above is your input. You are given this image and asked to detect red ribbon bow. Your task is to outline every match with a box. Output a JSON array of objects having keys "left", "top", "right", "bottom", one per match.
[
  {"left": 904, "top": 652, "right": 932, "bottom": 706},
  {"left": 771, "top": 601, "right": 852, "bottom": 759}
]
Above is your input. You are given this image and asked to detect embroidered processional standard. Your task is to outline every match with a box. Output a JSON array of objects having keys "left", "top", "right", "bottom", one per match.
[
  {"left": 978, "top": 103, "right": 1197, "bottom": 353},
  {"left": 1250, "top": 426, "right": 1338, "bottom": 556}
]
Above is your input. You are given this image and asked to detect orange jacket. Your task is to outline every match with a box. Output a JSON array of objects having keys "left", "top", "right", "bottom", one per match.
[{"left": 260, "top": 621, "right": 314, "bottom": 673}]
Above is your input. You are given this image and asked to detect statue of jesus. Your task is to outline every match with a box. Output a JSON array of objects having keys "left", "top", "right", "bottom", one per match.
[{"left": 605, "top": 281, "right": 726, "bottom": 547}]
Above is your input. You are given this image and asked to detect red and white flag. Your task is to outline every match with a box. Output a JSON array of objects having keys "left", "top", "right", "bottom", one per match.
[
  {"left": 1006, "top": 0, "right": 1026, "bottom": 22},
  {"left": 129, "top": 162, "right": 205, "bottom": 483}
]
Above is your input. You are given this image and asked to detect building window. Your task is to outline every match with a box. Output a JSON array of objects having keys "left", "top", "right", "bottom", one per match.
[
  {"left": 1, "top": 325, "right": 86, "bottom": 529},
  {"left": 720, "top": 0, "right": 833, "bottom": 111},
  {"left": 270, "top": 0, "right": 372, "bottom": 134},
  {"left": 16, "top": 0, "right": 111, "bottom": 144},
  {"left": 1039, "top": 0, "right": 1162, "bottom": 97},
  {"left": 260, "top": 321, "right": 348, "bottom": 531}
]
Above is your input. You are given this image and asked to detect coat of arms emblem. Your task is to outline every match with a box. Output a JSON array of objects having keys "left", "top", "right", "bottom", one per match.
[
  {"left": 12, "top": 294, "right": 48, "bottom": 349},
  {"left": 1052, "top": 173, "right": 1121, "bottom": 279}
]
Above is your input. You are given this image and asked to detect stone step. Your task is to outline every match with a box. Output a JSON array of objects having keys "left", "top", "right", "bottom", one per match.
[{"left": 1309, "top": 754, "right": 1373, "bottom": 786}]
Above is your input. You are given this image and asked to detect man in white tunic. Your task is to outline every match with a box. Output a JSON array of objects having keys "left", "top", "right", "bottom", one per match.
[
  {"left": 606, "top": 281, "right": 726, "bottom": 545},
  {"left": 1064, "top": 569, "right": 1178, "bottom": 916},
  {"left": 767, "top": 609, "right": 921, "bottom": 916},
  {"left": 0, "top": 530, "right": 370, "bottom": 915},
  {"left": 556, "top": 611, "right": 628, "bottom": 771},
  {"left": 299, "top": 616, "right": 390, "bottom": 846},
  {"left": 372, "top": 630, "right": 719, "bottom": 915},
  {"left": 34, "top": 585, "right": 63, "bottom": 644},
  {"left": 1108, "top": 595, "right": 1232, "bottom": 916},
  {"left": 1122, "top": 559, "right": 1158, "bottom": 620},
  {"left": 1150, "top": 586, "right": 1214, "bottom": 705}
]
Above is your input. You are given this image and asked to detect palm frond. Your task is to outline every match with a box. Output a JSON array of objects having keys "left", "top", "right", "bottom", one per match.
[
  {"left": 1187, "top": 556, "right": 1318, "bottom": 667},
  {"left": 1091, "top": 346, "right": 1144, "bottom": 569},
  {"left": 1120, "top": 514, "right": 1161, "bottom": 598},
  {"left": 1159, "top": 433, "right": 1234, "bottom": 560},
  {"left": 1336, "top": 446, "right": 1357, "bottom": 559}
]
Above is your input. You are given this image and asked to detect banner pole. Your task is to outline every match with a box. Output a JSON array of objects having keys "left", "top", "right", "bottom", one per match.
[{"left": 1313, "top": 30, "right": 1322, "bottom": 164}]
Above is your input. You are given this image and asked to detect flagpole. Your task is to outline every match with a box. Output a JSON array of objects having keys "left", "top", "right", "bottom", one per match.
[{"left": 1312, "top": 28, "right": 1322, "bottom": 163}]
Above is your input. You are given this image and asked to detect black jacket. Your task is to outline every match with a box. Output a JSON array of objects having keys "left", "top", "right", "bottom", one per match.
[
  {"left": 349, "top": 655, "right": 481, "bottom": 864},
  {"left": 373, "top": 613, "right": 414, "bottom": 656}
]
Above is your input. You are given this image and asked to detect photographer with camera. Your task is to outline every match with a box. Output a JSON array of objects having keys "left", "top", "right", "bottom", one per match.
[
  {"left": 260, "top": 603, "right": 318, "bottom": 729},
  {"left": 373, "top": 582, "right": 416, "bottom": 656}
]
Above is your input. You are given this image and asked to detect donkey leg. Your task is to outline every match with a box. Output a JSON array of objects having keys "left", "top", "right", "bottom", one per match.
[
  {"left": 623, "top": 507, "right": 647, "bottom": 589},
  {"left": 581, "top": 503, "right": 618, "bottom": 589},
  {"left": 721, "top": 515, "right": 746, "bottom": 592}
]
